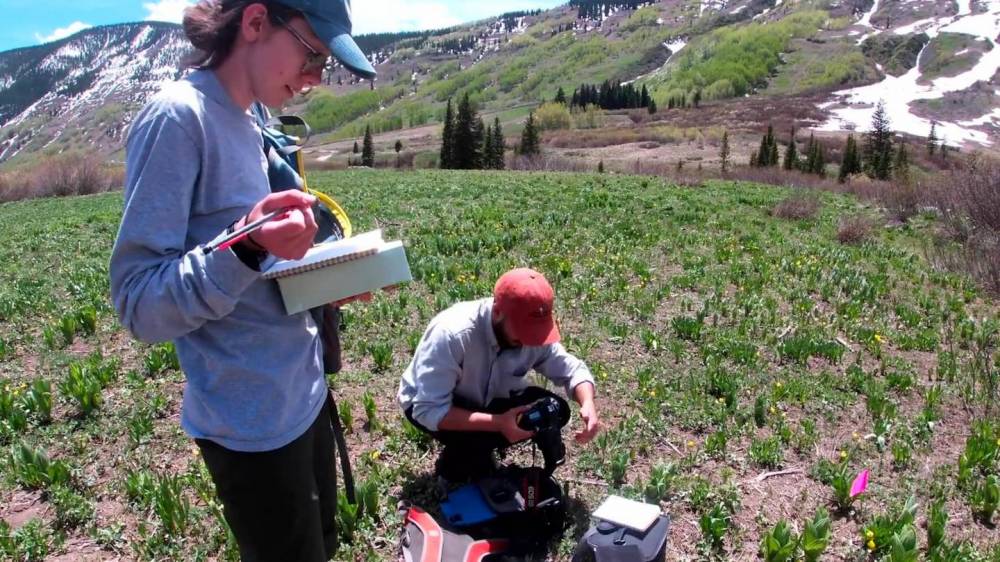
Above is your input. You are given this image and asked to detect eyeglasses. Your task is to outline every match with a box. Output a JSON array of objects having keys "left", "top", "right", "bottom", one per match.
[{"left": 273, "top": 15, "right": 328, "bottom": 75}]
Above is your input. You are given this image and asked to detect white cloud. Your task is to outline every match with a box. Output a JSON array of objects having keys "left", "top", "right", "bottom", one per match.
[
  {"left": 143, "top": 0, "right": 195, "bottom": 24},
  {"left": 352, "top": 1, "right": 462, "bottom": 34},
  {"left": 35, "top": 21, "right": 93, "bottom": 44}
]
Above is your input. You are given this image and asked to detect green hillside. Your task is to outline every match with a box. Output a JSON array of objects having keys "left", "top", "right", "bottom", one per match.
[
  {"left": 301, "top": 3, "right": 879, "bottom": 141},
  {"left": 1, "top": 171, "right": 999, "bottom": 559}
]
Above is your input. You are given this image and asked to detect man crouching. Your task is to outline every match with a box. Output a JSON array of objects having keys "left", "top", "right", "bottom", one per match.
[{"left": 397, "top": 268, "right": 601, "bottom": 482}]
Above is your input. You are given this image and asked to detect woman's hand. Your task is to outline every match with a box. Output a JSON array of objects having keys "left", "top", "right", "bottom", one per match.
[{"left": 240, "top": 190, "right": 318, "bottom": 259}]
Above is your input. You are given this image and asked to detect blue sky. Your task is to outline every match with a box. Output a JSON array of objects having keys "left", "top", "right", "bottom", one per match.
[{"left": 0, "top": 0, "right": 565, "bottom": 52}]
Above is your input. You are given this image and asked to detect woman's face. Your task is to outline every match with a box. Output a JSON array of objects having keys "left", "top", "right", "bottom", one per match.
[{"left": 248, "top": 14, "right": 328, "bottom": 107}]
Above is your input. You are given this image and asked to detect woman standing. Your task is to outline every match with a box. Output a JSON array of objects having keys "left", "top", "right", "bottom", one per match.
[{"left": 109, "top": 1, "right": 375, "bottom": 559}]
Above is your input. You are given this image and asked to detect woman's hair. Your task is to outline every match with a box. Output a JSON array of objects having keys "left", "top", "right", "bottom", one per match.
[{"left": 182, "top": 0, "right": 302, "bottom": 69}]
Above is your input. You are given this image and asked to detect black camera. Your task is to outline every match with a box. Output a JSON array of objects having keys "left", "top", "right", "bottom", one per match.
[
  {"left": 517, "top": 396, "right": 564, "bottom": 432},
  {"left": 517, "top": 397, "right": 567, "bottom": 476}
]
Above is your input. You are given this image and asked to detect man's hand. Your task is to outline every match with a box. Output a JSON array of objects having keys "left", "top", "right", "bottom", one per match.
[
  {"left": 498, "top": 405, "right": 535, "bottom": 444},
  {"left": 572, "top": 382, "right": 600, "bottom": 444},
  {"left": 575, "top": 399, "right": 600, "bottom": 444}
]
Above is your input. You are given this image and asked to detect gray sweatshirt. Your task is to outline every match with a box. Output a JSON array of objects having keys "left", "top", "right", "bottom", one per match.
[
  {"left": 109, "top": 70, "right": 326, "bottom": 452},
  {"left": 397, "top": 298, "right": 596, "bottom": 431}
]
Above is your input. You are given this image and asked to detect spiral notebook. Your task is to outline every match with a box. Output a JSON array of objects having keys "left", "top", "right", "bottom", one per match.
[
  {"left": 262, "top": 229, "right": 412, "bottom": 315},
  {"left": 262, "top": 229, "right": 386, "bottom": 280}
]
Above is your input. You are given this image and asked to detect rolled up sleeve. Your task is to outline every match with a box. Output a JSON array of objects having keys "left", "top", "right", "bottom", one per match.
[
  {"left": 408, "top": 326, "right": 464, "bottom": 431},
  {"left": 534, "top": 343, "right": 595, "bottom": 398}
]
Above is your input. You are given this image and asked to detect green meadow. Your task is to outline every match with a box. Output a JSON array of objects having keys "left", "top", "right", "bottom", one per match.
[{"left": 1, "top": 170, "right": 999, "bottom": 560}]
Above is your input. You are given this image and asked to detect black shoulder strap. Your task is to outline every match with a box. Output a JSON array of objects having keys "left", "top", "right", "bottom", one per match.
[{"left": 327, "top": 390, "right": 356, "bottom": 504}]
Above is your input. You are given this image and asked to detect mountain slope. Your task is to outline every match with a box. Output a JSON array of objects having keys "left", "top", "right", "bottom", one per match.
[
  {"left": 0, "top": 22, "right": 189, "bottom": 163},
  {"left": 0, "top": 0, "right": 998, "bottom": 168}
]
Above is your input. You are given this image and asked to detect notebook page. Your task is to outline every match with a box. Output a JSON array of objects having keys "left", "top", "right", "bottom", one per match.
[{"left": 592, "top": 495, "right": 660, "bottom": 532}]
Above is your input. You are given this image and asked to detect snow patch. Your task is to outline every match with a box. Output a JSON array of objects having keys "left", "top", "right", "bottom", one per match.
[
  {"left": 820, "top": 0, "right": 1000, "bottom": 146},
  {"left": 857, "top": 0, "right": 881, "bottom": 28}
]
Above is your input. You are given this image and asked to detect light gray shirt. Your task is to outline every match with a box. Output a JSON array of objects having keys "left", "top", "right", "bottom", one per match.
[
  {"left": 397, "top": 298, "right": 595, "bottom": 431},
  {"left": 109, "top": 70, "right": 326, "bottom": 452}
]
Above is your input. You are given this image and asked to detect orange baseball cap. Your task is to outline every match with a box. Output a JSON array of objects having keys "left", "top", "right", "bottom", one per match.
[{"left": 493, "top": 268, "right": 560, "bottom": 346}]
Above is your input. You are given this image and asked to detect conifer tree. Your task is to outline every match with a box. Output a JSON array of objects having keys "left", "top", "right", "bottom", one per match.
[
  {"left": 492, "top": 117, "right": 506, "bottom": 170},
  {"left": 394, "top": 139, "right": 403, "bottom": 167},
  {"left": 598, "top": 160, "right": 604, "bottom": 173},
  {"left": 483, "top": 124, "right": 494, "bottom": 169},
  {"left": 894, "top": 142, "right": 910, "bottom": 184},
  {"left": 353, "top": 141, "right": 359, "bottom": 154},
  {"left": 864, "top": 100, "right": 894, "bottom": 180},
  {"left": 452, "top": 93, "right": 478, "bottom": 169},
  {"left": 927, "top": 121, "right": 938, "bottom": 156},
  {"left": 361, "top": 124, "right": 375, "bottom": 168},
  {"left": 783, "top": 128, "right": 798, "bottom": 171},
  {"left": 720, "top": 130, "right": 731, "bottom": 174},
  {"left": 554, "top": 87, "right": 567, "bottom": 105},
  {"left": 519, "top": 112, "right": 540, "bottom": 156},
  {"left": 839, "top": 134, "right": 862, "bottom": 182},
  {"left": 640, "top": 85, "right": 650, "bottom": 109},
  {"left": 440, "top": 98, "right": 454, "bottom": 168},
  {"left": 472, "top": 117, "right": 486, "bottom": 169},
  {"left": 756, "top": 130, "right": 770, "bottom": 167},
  {"left": 648, "top": 98, "right": 657, "bottom": 114},
  {"left": 756, "top": 125, "right": 778, "bottom": 167},
  {"left": 808, "top": 139, "right": 825, "bottom": 177},
  {"left": 693, "top": 89, "right": 702, "bottom": 108}
]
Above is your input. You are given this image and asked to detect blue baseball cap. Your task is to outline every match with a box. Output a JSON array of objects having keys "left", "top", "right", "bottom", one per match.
[{"left": 274, "top": 0, "right": 376, "bottom": 79}]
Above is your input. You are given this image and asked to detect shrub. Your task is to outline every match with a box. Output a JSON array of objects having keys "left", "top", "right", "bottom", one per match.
[
  {"left": 534, "top": 102, "right": 572, "bottom": 131},
  {"left": 837, "top": 214, "right": 874, "bottom": 245},
  {"left": 571, "top": 104, "right": 606, "bottom": 129},
  {"left": 771, "top": 193, "right": 820, "bottom": 220},
  {"left": 0, "top": 153, "right": 120, "bottom": 203}
]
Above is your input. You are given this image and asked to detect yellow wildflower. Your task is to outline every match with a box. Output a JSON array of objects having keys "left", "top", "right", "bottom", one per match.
[
  {"left": 775, "top": 382, "right": 783, "bottom": 389},
  {"left": 687, "top": 440, "right": 696, "bottom": 449},
  {"left": 769, "top": 406, "right": 777, "bottom": 415},
  {"left": 370, "top": 450, "right": 381, "bottom": 460},
  {"left": 874, "top": 333, "right": 884, "bottom": 344},
  {"left": 867, "top": 539, "right": 876, "bottom": 551},
  {"left": 839, "top": 450, "right": 848, "bottom": 460},
  {"left": 853, "top": 431, "right": 860, "bottom": 441},
  {"left": 865, "top": 530, "right": 874, "bottom": 540}
]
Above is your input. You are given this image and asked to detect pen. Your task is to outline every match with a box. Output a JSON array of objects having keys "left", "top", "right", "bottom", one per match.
[{"left": 203, "top": 207, "right": 292, "bottom": 255}]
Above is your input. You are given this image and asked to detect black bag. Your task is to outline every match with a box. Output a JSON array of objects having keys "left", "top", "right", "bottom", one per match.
[{"left": 572, "top": 516, "right": 671, "bottom": 562}]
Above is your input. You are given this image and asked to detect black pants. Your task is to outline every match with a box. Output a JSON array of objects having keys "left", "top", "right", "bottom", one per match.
[
  {"left": 405, "top": 387, "right": 569, "bottom": 478},
  {"left": 196, "top": 397, "right": 337, "bottom": 562}
]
